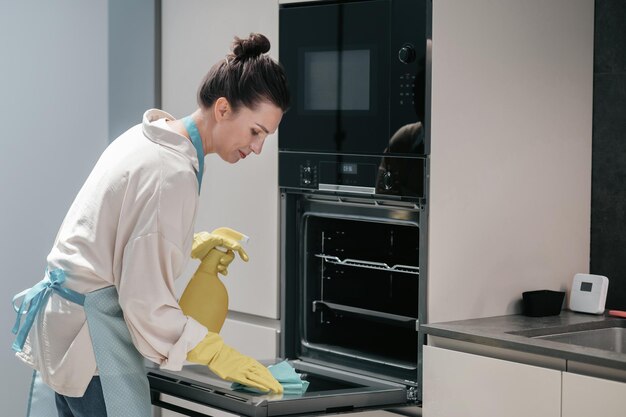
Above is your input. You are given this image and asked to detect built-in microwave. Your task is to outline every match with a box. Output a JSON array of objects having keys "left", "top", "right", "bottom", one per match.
[{"left": 279, "top": 0, "right": 429, "bottom": 156}]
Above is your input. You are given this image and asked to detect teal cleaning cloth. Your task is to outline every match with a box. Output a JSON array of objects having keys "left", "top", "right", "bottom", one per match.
[{"left": 231, "top": 361, "right": 310, "bottom": 395}]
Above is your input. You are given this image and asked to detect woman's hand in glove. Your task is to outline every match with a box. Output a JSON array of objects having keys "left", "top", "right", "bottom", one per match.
[
  {"left": 198, "top": 248, "right": 236, "bottom": 276},
  {"left": 187, "top": 332, "right": 283, "bottom": 394},
  {"left": 191, "top": 230, "right": 249, "bottom": 263}
]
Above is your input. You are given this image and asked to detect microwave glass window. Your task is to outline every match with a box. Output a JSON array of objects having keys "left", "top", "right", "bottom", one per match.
[{"left": 304, "top": 50, "right": 370, "bottom": 111}]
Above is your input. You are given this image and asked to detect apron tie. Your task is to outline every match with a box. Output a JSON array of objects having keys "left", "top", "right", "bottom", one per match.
[{"left": 12, "top": 268, "right": 85, "bottom": 352}]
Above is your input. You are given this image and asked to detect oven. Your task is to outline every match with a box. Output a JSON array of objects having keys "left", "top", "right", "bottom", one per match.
[{"left": 278, "top": 150, "right": 427, "bottom": 412}]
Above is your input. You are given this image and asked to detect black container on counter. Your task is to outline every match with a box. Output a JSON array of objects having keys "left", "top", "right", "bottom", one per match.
[{"left": 522, "top": 290, "right": 565, "bottom": 317}]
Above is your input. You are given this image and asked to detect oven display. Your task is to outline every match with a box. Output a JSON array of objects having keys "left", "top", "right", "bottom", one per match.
[
  {"left": 319, "top": 162, "right": 376, "bottom": 187},
  {"left": 341, "top": 163, "right": 358, "bottom": 175}
]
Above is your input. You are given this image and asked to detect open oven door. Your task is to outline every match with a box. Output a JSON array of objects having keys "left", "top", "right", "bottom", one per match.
[{"left": 147, "top": 359, "right": 407, "bottom": 417}]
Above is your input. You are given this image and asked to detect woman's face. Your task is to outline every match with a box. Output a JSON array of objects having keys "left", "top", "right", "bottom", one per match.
[{"left": 212, "top": 99, "right": 283, "bottom": 164}]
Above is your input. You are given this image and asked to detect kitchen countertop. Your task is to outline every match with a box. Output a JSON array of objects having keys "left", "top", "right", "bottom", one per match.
[{"left": 420, "top": 311, "right": 626, "bottom": 370}]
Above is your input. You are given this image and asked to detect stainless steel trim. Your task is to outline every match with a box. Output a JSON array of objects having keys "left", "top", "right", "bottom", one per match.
[{"left": 318, "top": 183, "right": 376, "bottom": 195}]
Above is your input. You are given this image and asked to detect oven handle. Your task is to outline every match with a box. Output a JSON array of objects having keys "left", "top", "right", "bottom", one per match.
[{"left": 318, "top": 183, "right": 376, "bottom": 195}]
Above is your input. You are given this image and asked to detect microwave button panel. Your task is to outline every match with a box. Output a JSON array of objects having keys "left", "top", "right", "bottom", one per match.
[{"left": 399, "top": 74, "right": 416, "bottom": 106}]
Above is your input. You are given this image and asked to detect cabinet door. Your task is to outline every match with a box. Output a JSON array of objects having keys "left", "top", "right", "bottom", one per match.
[
  {"left": 562, "top": 372, "right": 626, "bottom": 417},
  {"left": 220, "top": 317, "right": 279, "bottom": 359},
  {"left": 161, "top": 0, "right": 280, "bottom": 319},
  {"left": 160, "top": 394, "right": 239, "bottom": 417},
  {"left": 423, "top": 346, "right": 561, "bottom": 417}
]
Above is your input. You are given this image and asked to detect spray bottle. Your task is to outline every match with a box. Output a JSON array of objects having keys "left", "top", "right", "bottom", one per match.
[{"left": 179, "top": 227, "right": 249, "bottom": 333}]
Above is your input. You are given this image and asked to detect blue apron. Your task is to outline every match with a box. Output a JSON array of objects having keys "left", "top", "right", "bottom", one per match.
[
  {"left": 11, "top": 115, "right": 205, "bottom": 416},
  {"left": 12, "top": 270, "right": 151, "bottom": 417}
]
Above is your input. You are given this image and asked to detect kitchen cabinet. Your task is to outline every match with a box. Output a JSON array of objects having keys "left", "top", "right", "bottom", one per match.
[
  {"left": 422, "top": 345, "right": 561, "bottom": 417},
  {"left": 219, "top": 317, "right": 279, "bottom": 359},
  {"left": 422, "top": 338, "right": 626, "bottom": 417},
  {"left": 161, "top": 395, "right": 238, "bottom": 417},
  {"left": 426, "top": 0, "right": 594, "bottom": 323},
  {"left": 562, "top": 372, "right": 626, "bottom": 417}
]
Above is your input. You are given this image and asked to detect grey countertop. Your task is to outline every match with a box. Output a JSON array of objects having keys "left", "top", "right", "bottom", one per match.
[{"left": 420, "top": 311, "right": 626, "bottom": 370}]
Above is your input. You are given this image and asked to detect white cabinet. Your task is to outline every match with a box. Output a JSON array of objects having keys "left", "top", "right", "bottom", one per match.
[
  {"left": 427, "top": 0, "right": 594, "bottom": 323},
  {"left": 160, "top": 394, "right": 239, "bottom": 417},
  {"left": 161, "top": 0, "right": 281, "bottom": 320},
  {"left": 220, "top": 317, "right": 279, "bottom": 359},
  {"left": 423, "top": 345, "right": 561, "bottom": 417},
  {"left": 562, "top": 372, "right": 626, "bottom": 417}
]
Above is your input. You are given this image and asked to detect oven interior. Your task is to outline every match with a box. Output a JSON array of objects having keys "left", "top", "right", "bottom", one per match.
[{"left": 285, "top": 197, "right": 420, "bottom": 385}]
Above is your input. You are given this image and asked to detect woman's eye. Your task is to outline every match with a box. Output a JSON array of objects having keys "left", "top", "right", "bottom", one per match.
[{"left": 251, "top": 129, "right": 260, "bottom": 136}]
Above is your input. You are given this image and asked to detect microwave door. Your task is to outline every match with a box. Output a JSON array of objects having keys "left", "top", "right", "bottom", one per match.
[
  {"left": 147, "top": 361, "right": 406, "bottom": 417},
  {"left": 279, "top": 0, "right": 391, "bottom": 155}
]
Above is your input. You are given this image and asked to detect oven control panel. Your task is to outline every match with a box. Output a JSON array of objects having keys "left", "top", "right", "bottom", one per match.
[
  {"left": 280, "top": 153, "right": 425, "bottom": 198},
  {"left": 300, "top": 163, "right": 318, "bottom": 187}
]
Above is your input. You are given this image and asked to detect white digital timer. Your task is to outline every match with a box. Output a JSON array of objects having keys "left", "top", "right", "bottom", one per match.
[{"left": 569, "top": 273, "right": 609, "bottom": 314}]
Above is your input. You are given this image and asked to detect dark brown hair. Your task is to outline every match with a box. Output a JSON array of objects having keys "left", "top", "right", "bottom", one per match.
[{"left": 197, "top": 33, "right": 290, "bottom": 113}]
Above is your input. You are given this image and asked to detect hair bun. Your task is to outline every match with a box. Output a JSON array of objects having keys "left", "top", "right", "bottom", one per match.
[{"left": 232, "top": 33, "right": 271, "bottom": 60}]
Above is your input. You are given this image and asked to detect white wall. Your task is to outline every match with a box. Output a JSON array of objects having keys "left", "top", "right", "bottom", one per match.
[
  {"left": 427, "top": 0, "right": 594, "bottom": 323},
  {"left": 0, "top": 1, "right": 108, "bottom": 414}
]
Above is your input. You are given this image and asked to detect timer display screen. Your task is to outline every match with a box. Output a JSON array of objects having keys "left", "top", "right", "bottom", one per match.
[{"left": 341, "top": 163, "right": 358, "bottom": 175}]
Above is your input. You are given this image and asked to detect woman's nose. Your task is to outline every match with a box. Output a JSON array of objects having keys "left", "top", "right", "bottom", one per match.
[{"left": 250, "top": 136, "right": 265, "bottom": 155}]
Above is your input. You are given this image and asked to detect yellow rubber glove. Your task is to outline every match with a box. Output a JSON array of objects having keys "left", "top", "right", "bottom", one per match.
[
  {"left": 180, "top": 228, "right": 248, "bottom": 333},
  {"left": 191, "top": 228, "right": 249, "bottom": 266},
  {"left": 187, "top": 332, "right": 283, "bottom": 394}
]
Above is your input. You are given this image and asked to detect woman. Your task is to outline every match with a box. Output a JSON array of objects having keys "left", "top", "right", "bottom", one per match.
[{"left": 11, "top": 33, "right": 289, "bottom": 417}]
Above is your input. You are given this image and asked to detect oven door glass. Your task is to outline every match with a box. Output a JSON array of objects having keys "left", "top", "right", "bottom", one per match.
[
  {"left": 279, "top": 0, "right": 428, "bottom": 156},
  {"left": 300, "top": 212, "right": 419, "bottom": 383}
]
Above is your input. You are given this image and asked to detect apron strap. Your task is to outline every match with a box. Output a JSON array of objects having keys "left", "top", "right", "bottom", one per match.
[
  {"left": 11, "top": 268, "right": 85, "bottom": 352},
  {"left": 182, "top": 115, "right": 204, "bottom": 193}
]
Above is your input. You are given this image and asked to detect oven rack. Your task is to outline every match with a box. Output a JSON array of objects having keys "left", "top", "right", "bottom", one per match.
[
  {"left": 312, "top": 300, "right": 418, "bottom": 330},
  {"left": 315, "top": 254, "right": 419, "bottom": 275}
]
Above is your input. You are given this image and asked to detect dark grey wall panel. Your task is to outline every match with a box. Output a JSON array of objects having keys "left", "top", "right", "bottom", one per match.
[
  {"left": 594, "top": 0, "right": 626, "bottom": 73},
  {"left": 591, "top": 0, "right": 626, "bottom": 310}
]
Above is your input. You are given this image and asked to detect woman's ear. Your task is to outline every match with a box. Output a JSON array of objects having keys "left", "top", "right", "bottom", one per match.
[{"left": 214, "top": 97, "right": 231, "bottom": 121}]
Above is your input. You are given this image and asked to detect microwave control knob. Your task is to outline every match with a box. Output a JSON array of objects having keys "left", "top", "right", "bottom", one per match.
[
  {"left": 398, "top": 44, "right": 416, "bottom": 64},
  {"left": 382, "top": 171, "right": 393, "bottom": 190},
  {"left": 302, "top": 166, "right": 312, "bottom": 185}
]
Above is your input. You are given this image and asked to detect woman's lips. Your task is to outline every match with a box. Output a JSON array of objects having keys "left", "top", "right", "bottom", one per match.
[{"left": 239, "top": 150, "right": 246, "bottom": 159}]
